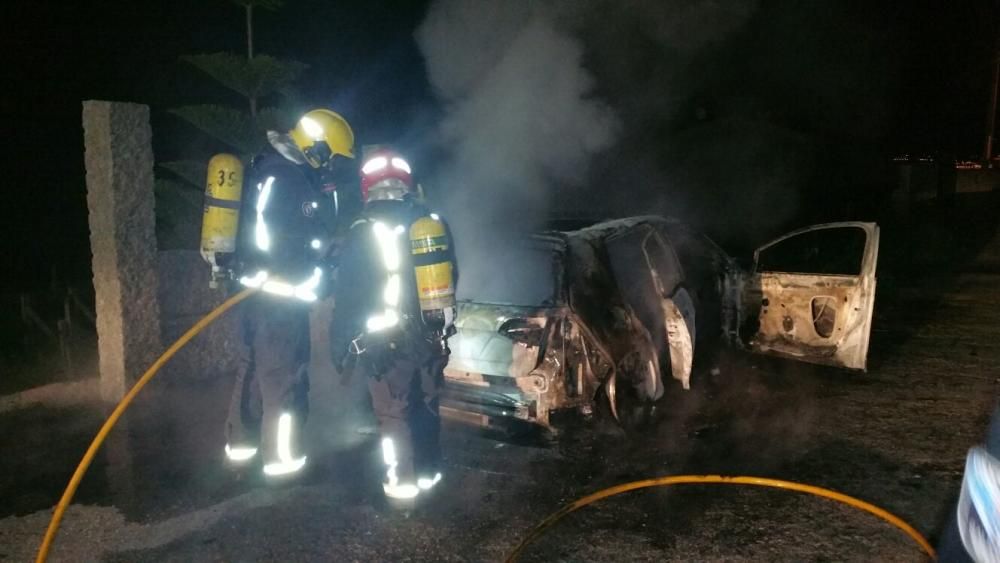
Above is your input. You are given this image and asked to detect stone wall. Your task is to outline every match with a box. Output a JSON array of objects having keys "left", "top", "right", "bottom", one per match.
[
  {"left": 156, "top": 250, "right": 337, "bottom": 381},
  {"left": 82, "top": 100, "right": 334, "bottom": 389},
  {"left": 82, "top": 101, "right": 162, "bottom": 401},
  {"left": 157, "top": 250, "right": 242, "bottom": 381}
]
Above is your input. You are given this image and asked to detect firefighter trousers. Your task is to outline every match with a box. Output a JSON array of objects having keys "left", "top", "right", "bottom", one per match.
[
  {"left": 364, "top": 345, "right": 447, "bottom": 490},
  {"left": 225, "top": 295, "right": 310, "bottom": 472}
]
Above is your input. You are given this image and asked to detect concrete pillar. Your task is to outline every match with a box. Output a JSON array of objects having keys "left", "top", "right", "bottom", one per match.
[{"left": 82, "top": 101, "right": 161, "bottom": 402}]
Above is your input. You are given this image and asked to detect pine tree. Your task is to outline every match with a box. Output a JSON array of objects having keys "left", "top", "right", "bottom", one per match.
[{"left": 156, "top": 0, "right": 307, "bottom": 249}]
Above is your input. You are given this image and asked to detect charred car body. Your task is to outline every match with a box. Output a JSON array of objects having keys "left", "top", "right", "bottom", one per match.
[{"left": 442, "top": 216, "right": 879, "bottom": 430}]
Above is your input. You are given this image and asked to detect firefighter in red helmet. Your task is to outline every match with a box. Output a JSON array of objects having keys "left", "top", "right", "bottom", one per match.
[
  {"left": 330, "top": 148, "right": 459, "bottom": 506},
  {"left": 360, "top": 148, "right": 416, "bottom": 202}
]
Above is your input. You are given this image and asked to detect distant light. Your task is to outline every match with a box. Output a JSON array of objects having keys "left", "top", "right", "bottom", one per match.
[
  {"left": 311, "top": 239, "right": 322, "bottom": 250},
  {"left": 311, "top": 201, "right": 319, "bottom": 209}
]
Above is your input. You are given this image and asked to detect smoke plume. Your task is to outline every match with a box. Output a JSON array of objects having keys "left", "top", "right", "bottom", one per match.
[
  {"left": 415, "top": 0, "right": 896, "bottom": 293},
  {"left": 416, "top": 1, "right": 619, "bottom": 234}
]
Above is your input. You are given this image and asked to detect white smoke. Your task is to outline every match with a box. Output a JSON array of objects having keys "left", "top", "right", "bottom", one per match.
[
  {"left": 416, "top": 1, "right": 908, "bottom": 268},
  {"left": 414, "top": 0, "right": 770, "bottom": 300},
  {"left": 416, "top": 1, "right": 534, "bottom": 103},
  {"left": 414, "top": 0, "right": 770, "bottom": 234},
  {"left": 414, "top": 0, "right": 898, "bottom": 296},
  {"left": 415, "top": 0, "right": 619, "bottom": 231}
]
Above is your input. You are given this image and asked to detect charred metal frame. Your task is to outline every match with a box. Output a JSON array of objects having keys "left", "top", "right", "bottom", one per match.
[{"left": 442, "top": 218, "right": 879, "bottom": 430}]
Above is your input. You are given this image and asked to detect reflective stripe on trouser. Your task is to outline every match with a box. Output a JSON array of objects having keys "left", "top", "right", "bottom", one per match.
[
  {"left": 225, "top": 295, "right": 310, "bottom": 473},
  {"left": 365, "top": 351, "right": 446, "bottom": 497}
]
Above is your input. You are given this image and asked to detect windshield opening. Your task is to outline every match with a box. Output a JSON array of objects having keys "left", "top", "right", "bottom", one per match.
[{"left": 457, "top": 243, "right": 558, "bottom": 307}]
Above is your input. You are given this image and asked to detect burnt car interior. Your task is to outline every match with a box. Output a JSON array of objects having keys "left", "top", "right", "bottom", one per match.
[{"left": 443, "top": 218, "right": 880, "bottom": 432}]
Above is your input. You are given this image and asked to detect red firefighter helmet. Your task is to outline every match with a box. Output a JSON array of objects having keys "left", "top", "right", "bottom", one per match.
[{"left": 360, "top": 148, "right": 415, "bottom": 203}]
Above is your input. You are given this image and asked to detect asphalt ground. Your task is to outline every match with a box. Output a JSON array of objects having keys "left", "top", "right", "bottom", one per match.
[{"left": 1, "top": 272, "right": 998, "bottom": 562}]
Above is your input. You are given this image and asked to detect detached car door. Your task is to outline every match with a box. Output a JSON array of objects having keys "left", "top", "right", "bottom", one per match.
[{"left": 743, "top": 222, "right": 879, "bottom": 370}]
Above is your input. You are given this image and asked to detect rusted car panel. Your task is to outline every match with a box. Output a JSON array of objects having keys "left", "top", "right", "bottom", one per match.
[
  {"left": 447, "top": 303, "right": 550, "bottom": 380},
  {"left": 662, "top": 288, "right": 695, "bottom": 390},
  {"left": 441, "top": 232, "right": 616, "bottom": 428},
  {"left": 442, "top": 217, "right": 880, "bottom": 430},
  {"left": 442, "top": 302, "right": 573, "bottom": 427},
  {"left": 442, "top": 216, "right": 736, "bottom": 429},
  {"left": 742, "top": 222, "right": 879, "bottom": 370}
]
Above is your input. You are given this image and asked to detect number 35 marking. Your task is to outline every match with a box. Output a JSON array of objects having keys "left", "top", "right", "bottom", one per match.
[{"left": 217, "top": 170, "right": 237, "bottom": 187}]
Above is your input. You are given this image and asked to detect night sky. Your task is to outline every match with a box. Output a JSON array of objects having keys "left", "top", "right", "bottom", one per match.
[
  {"left": 0, "top": 0, "right": 433, "bottom": 291},
  {"left": 0, "top": 0, "right": 996, "bottom": 292}
]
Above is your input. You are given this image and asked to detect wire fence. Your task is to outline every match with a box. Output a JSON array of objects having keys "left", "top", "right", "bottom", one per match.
[{"left": 0, "top": 284, "right": 97, "bottom": 394}]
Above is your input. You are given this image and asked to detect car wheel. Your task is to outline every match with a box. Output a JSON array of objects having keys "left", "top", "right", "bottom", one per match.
[{"left": 605, "top": 348, "right": 660, "bottom": 432}]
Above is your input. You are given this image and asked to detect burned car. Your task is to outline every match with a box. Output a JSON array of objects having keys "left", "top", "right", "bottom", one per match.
[{"left": 441, "top": 217, "right": 879, "bottom": 430}]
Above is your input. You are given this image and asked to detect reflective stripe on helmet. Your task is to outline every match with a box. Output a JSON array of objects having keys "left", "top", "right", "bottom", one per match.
[
  {"left": 390, "top": 157, "right": 411, "bottom": 174},
  {"left": 362, "top": 156, "right": 388, "bottom": 175}
]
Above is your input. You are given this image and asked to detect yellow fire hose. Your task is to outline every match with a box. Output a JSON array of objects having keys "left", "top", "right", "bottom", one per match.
[
  {"left": 504, "top": 474, "right": 936, "bottom": 562},
  {"left": 35, "top": 288, "right": 256, "bottom": 563}
]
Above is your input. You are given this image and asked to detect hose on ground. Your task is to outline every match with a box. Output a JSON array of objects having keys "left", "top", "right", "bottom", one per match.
[
  {"left": 505, "top": 474, "right": 936, "bottom": 562},
  {"left": 35, "top": 288, "right": 256, "bottom": 563}
]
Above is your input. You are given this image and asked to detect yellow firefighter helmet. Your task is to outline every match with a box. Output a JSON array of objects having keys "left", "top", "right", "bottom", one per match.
[{"left": 288, "top": 109, "right": 355, "bottom": 168}]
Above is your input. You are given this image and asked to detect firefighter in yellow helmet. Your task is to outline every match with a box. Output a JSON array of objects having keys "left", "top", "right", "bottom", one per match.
[
  {"left": 223, "top": 109, "right": 354, "bottom": 480},
  {"left": 286, "top": 108, "right": 355, "bottom": 165},
  {"left": 330, "top": 148, "right": 458, "bottom": 507}
]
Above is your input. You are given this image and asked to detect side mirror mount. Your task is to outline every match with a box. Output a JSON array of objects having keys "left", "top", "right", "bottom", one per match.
[{"left": 498, "top": 318, "right": 542, "bottom": 346}]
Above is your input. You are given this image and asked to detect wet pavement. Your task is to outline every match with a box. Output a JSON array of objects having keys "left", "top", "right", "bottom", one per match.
[{"left": 2, "top": 272, "right": 999, "bottom": 561}]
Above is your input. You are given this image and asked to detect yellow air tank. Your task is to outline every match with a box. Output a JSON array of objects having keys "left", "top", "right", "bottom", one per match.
[
  {"left": 410, "top": 215, "right": 456, "bottom": 330},
  {"left": 200, "top": 154, "right": 244, "bottom": 286}
]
